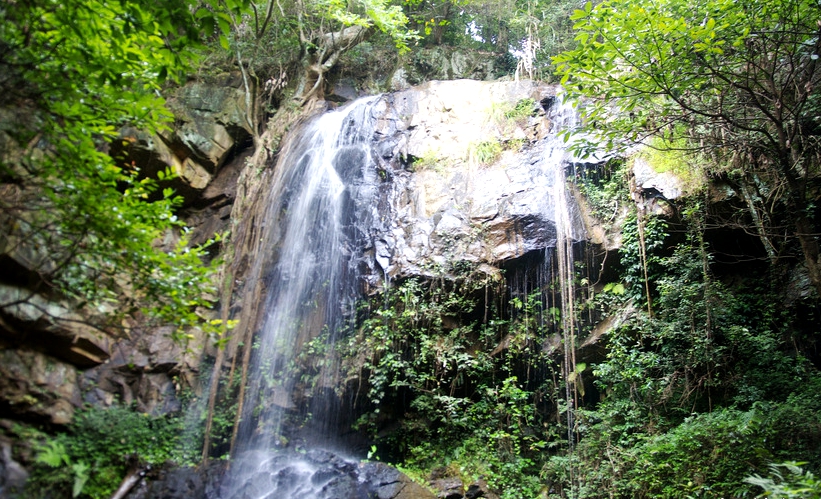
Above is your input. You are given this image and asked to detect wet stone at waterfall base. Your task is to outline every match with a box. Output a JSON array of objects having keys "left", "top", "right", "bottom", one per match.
[{"left": 126, "top": 449, "right": 433, "bottom": 499}]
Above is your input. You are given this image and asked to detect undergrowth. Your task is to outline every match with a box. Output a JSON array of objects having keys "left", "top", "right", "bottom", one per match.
[{"left": 26, "top": 405, "right": 189, "bottom": 499}]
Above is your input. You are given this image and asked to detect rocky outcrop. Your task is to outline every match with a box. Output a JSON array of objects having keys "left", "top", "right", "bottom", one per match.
[
  {"left": 78, "top": 324, "right": 205, "bottom": 415},
  {"left": 0, "top": 287, "right": 204, "bottom": 422},
  {"left": 166, "top": 75, "right": 255, "bottom": 171},
  {"left": 359, "top": 80, "right": 589, "bottom": 287},
  {"left": 330, "top": 46, "right": 509, "bottom": 103},
  {"left": 111, "top": 73, "right": 254, "bottom": 211},
  {"left": 0, "top": 191, "right": 107, "bottom": 424},
  {"left": 428, "top": 474, "right": 499, "bottom": 499},
  {"left": 0, "top": 349, "right": 80, "bottom": 425},
  {"left": 389, "top": 48, "right": 506, "bottom": 91}
]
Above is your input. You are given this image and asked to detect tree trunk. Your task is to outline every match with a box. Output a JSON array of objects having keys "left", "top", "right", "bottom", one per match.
[
  {"left": 294, "top": 25, "right": 369, "bottom": 105},
  {"left": 738, "top": 181, "right": 778, "bottom": 263},
  {"left": 109, "top": 464, "right": 144, "bottom": 499},
  {"left": 792, "top": 211, "right": 821, "bottom": 297},
  {"left": 781, "top": 158, "right": 821, "bottom": 298}
]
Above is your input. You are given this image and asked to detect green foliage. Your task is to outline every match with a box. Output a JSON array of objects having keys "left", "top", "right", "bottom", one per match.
[
  {"left": 549, "top": 407, "right": 765, "bottom": 498},
  {"left": 310, "top": 0, "right": 418, "bottom": 51},
  {"left": 546, "top": 379, "right": 821, "bottom": 498},
  {"left": 27, "top": 405, "right": 186, "bottom": 499},
  {"left": 178, "top": 366, "right": 241, "bottom": 461},
  {"left": 554, "top": 0, "right": 821, "bottom": 156},
  {"left": 641, "top": 137, "right": 690, "bottom": 175},
  {"left": 504, "top": 98, "right": 536, "bottom": 121},
  {"left": 746, "top": 463, "right": 821, "bottom": 499},
  {"left": 488, "top": 98, "right": 536, "bottom": 134},
  {"left": 410, "top": 149, "right": 446, "bottom": 173},
  {"left": 0, "top": 0, "right": 233, "bottom": 338},
  {"left": 380, "top": 0, "right": 582, "bottom": 79},
  {"left": 574, "top": 158, "right": 630, "bottom": 230},
  {"left": 34, "top": 441, "right": 91, "bottom": 498},
  {"left": 552, "top": 198, "right": 821, "bottom": 497},
  {"left": 340, "top": 266, "right": 561, "bottom": 498},
  {"left": 553, "top": 0, "right": 821, "bottom": 285},
  {"left": 470, "top": 140, "right": 503, "bottom": 165},
  {"left": 594, "top": 225, "right": 804, "bottom": 420},
  {"left": 554, "top": 0, "right": 821, "bottom": 296},
  {"left": 639, "top": 137, "right": 705, "bottom": 191},
  {"left": 619, "top": 213, "right": 669, "bottom": 303},
  {"left": 223, "top": 0, "right": 417, "bottom": 89},
  {"left": 337, "top": 37, "right": 402, "bottom": 88}
]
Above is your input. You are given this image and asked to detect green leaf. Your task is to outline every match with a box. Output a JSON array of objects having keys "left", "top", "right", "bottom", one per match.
[
  {"left": 71, "top": 462, "right": 90, "bottom": 498},
  {"left": 216, "top": 16, "right": 231, "bottom": 36},
  {"left": 35, "top": 441, "right": 69, "bottom": 468}
]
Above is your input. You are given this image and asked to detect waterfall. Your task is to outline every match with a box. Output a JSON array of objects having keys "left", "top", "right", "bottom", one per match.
[
  {"left": 209, "top": 86, "right": 589, "bottom": 499},
  {"left": 221, "top": 97, "right": 381, "bottom": 497},
  {"left": 547, "top": 102, "right": 581, "bottom": 453}
]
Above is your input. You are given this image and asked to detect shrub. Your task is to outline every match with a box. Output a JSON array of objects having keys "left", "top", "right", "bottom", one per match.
[
  {"left": 745, "top": 462, "right": 821, "bottom": 499},
  {"left": 27, "top": 405, "right": 185, "bottom": 499}
]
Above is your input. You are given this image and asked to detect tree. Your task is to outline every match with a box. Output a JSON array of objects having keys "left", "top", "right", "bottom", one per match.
[
  {"left": 394, "top": 0, "right": 579, "bottom": 78},
  {"left": 0, "top": 0, "right": 238, "bottom": 337},
  {"left": 223, "top": 0, "right": 416, "bottom": 108},
  {"left": 554, "top": 0, "right": 821, "bottom": 294}
]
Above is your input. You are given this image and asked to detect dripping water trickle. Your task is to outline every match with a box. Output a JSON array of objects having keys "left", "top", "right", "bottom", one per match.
[
  {"left": 549, "top": 103, "right": 579, "bottom": 453},
  {"left": 544, "top": 99, "right": 587, "bottom": 492}
]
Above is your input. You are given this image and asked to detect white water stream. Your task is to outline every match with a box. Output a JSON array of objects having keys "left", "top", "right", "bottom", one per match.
[
  {"left": 546, "top": 102, "right": 582, "bottom": 452},
  {"left": 233, "top": 98, "right": 380, "bottom": 456}
]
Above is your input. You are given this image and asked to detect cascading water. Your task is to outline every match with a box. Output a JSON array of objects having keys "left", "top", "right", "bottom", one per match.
[
  {"left": 222, "top": 97, "right": 383, "bottom": 498},
  {"left": 546, "top": 102, "right": 583, "bottom": 456}
]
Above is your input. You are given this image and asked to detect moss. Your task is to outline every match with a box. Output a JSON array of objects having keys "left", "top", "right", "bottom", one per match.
[
  {"left": 410, "top": 149, "right": 446, "bottom": 173},
  {"left": 639, "top": 136, "right": 704, "bottom": 191}
]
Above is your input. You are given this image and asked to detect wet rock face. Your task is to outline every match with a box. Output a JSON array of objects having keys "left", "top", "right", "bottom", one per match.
[
  {"left": 0, "top": 349, "right": 80, "bottom": 425},
  {"left": 127, "top": 450, "right": 434, "bottom": 499},
  {"left": 351, "top": 80, "right": 587, "bottom": 289}
]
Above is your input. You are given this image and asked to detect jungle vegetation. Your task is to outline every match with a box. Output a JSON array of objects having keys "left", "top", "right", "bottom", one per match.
[{"left": 2, "top": 0, "right": 821, "bottom": 497}]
